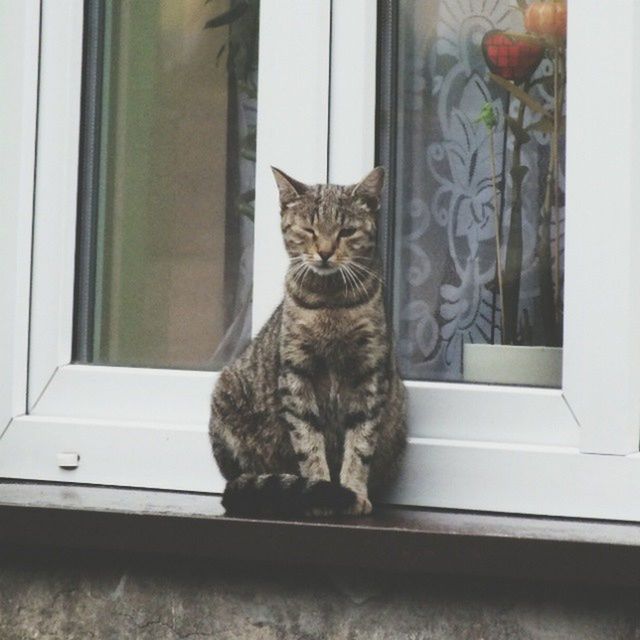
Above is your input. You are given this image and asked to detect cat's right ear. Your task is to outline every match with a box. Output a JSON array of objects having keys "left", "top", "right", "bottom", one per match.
[{"left": 271, "top": 167, "right": 308, "bottom": 207}]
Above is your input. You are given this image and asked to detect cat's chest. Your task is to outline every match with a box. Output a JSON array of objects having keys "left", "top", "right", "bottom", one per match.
[
  {"left": 283, "top": 305, "right": 382, "bottom": 415},
  {"left": 302, "top": 312, "right": 367, "bottom": 420},
  {"left": 307, "top": 325, "right": 347, "bottom": 397},
  {"left": 301, "top": 308, "right": 363, "bottom": 356}
]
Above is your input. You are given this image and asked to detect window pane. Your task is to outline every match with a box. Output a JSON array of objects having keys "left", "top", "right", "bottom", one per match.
[
  {"left": 74, "top": 0, "right": 258, "bottom": 370},
  {"left": 378, "top": 0, "right": 567, "bottom": 387}
]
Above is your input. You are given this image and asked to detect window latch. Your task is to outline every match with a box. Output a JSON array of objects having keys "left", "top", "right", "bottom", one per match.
[{"left": 57, "top": 452, "right": 80, "bottom": 470}]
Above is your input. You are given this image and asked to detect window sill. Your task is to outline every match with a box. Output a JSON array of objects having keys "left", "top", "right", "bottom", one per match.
[{"left": 1, "top": 480, "right": 639, "bottom": 585}]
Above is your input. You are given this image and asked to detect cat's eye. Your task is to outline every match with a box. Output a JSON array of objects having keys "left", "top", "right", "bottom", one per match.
[
  {"left": 338, "top": 227, "right": 357, "bottom": 239},
  {"left": 302, "top": 227, "right": 317, "bottom": 237}
]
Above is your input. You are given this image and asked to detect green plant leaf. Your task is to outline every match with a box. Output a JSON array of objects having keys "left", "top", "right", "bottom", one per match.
[
  {"left": 475, "top": 102, "right": 498, "bottom": 130},
  {"left": 236, "top": 200, "right": 255, "bottom": 220},
  {"left": 204, "top": 2, "right": 248, "bottom": 29},
  {"left": 238, "top": 188, "right": 255, "bottom": 203}
]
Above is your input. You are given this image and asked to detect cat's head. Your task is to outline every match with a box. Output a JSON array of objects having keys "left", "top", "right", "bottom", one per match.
[{"left": 271, "top": 167, "right": 384, "bottom": 281}]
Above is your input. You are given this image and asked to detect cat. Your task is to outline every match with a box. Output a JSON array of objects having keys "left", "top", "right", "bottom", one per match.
[{"left": 209, "top": 166, "right": 406, "bottom": 517}]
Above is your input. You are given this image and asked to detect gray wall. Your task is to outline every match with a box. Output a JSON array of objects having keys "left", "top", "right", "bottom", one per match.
[{"left": 1, "top": 553, "right": 638, "bottom": 639}]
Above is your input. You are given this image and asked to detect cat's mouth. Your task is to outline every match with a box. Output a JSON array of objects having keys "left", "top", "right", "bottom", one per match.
[{"left": 309, "top": 262, "right": 339, "bottom": 276}]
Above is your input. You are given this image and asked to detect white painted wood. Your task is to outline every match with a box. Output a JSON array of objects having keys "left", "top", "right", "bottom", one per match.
[
  {"left": 251, "top": 0, "right": 331, "bottom": 333},
  {"left": 1, "top": 415, "right": 223, "bottom": 494},
  {"left": 407, "top": 381, "right": 578, "bottom": 447},
  {"left": 4, "top": 414, "right": 640, "bottom": 522},
  {"left": 31, "top": 365, "right": 215, "bottom": 426},
  {"left": 563, "top": 1, "right": 640, "bottom": 454},
  {"left": 0, "top": 0, "right": 40, "bottom": 432},
  {"left": 28, "top": 0, "right": 84, "bottom": 407},
  {"left": 386, "top": 438, "right": 640, "bottom": 522},
  {"left": 31, "top": 365, "right": 578, "bottom": 447},
  {"left": 328, "top": 0, "right": 377, "bottom": 183}
]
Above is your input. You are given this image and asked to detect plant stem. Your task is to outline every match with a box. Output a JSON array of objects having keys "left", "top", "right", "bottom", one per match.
[
  {"left": 554, "top": 48, "right": 565, "bottom": 330},
  {"left": 489, "top": 127, "right": 506, "bottom": 343},
  {"left": 538, "top": 45, "right": 563, "bottom": 347},
  {"left": 503, "top": 100, "right": 527, "bottom": 345},
  {"left": 553, "top": 45, "right": 560, "bottom": 325},
  {"left": 538, "top": 141, "right": 558, "bottom": 346}
]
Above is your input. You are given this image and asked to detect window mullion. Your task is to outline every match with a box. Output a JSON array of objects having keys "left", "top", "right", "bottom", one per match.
[
  {"left": 28, "top": 0, "right": 84, "bottom": 407},
  {"left": 251, "top": 0, "right": 332, "bottom": 333},
  {"left": 0, "top": 0, "right": 40, "bottom": 430},
  {"left": 563, "top": 0, "right": 640, "bottom": 455},
  {"left": 327, "top": 0, "right": 378, "bottom": 184}
]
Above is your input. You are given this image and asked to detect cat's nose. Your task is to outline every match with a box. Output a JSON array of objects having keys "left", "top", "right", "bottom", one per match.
[{"left": 318, "top": 249, "right": 333, "bottom": 264}]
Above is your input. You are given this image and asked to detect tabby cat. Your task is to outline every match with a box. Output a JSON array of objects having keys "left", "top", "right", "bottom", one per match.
[{"left": 209, "top": 166, "right": 406, "bottom": 516}]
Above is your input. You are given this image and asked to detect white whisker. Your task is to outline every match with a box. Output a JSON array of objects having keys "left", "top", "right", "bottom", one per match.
[
  {"left": 341, "top": 265, "right": 357, "bottom": 299},
  {"left": 297, "top": 263, "right": 311, "bottom": 288},
  {"left": 350, "top": 261, "right": 383, "bottom": 284},
  {"left": 338, "top": 266, "right": 348, "bottom": 293},
  {"left": 289, "top": 261, "right": 307, "bottom": 288},
  {"left": 343, "top": 263, "right": 368, "bottom": 299}
]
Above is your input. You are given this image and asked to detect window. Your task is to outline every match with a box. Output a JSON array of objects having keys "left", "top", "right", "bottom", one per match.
[
  {"left": 378, "top": 1, "right": 566, "bottom": 388},
  {"left": 75, "top": 0, "right": 257, "bottom": 371},
  {"left": 3, "top": 0, "right": 640, "bottom": 522}
]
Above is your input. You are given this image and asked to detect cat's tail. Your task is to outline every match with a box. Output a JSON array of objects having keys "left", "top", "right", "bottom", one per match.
[{"left": 222, "top": 473, "right": 358, "bottom": 517}]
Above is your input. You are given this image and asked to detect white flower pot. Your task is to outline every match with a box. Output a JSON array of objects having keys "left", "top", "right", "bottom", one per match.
[{"left": 462, "top": 343, "right": 562, "bottom": 388}]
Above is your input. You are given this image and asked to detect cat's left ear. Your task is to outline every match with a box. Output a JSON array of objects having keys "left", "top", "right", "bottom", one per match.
[
  {"left": 271, "top": 166, "right": 308, "bottom": 207},
  {"left": 351, "top": 166, "right": 385, "bottom": 209}
]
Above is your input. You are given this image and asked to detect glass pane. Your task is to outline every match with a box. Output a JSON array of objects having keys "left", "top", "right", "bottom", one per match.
[
  {"left": 74, "top": 0, "right": 258, "bottom": 370},
  {"left": 378, "top": 0, "right": 567, "bottom": 387}
]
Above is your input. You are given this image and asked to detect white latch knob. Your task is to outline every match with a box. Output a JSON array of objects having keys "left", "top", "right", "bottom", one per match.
[{"left": 57, "top": 452, "right": 80, "bottom": 469}]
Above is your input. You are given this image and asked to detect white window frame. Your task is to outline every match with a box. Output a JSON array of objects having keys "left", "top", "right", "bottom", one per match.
[
  {"left": 0, "top": 0, "right": 39, "bottom": 441},
  {"left": 3, "top": 0, "right": 640, "bottom": 521}
]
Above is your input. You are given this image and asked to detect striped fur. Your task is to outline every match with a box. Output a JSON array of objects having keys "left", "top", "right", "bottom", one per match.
[
  {"left": 209, "top": 167, "right": 407, "bottom": 517},
  {"left": 222, "top": 474, "right": 357, "bottom": 517}
]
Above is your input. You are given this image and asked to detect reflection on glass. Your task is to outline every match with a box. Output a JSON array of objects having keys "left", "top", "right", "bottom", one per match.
[
  {"left": 381, "top": 0, "right": 567, "bottom": 387},
  {"left": 76, "top": 0, "right": 258, "bottom": 370}
]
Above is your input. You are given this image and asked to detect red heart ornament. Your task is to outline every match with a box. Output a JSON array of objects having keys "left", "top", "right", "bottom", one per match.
[{"left": 482, "top": 30, "right": 544, "bottom": 84}]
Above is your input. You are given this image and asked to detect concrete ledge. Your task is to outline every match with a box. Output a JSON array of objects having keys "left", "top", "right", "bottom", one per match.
[{"left": 1, "top": 481, "right": 640, "bottom": 585}]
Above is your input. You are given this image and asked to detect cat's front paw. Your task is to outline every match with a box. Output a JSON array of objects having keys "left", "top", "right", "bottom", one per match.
[{"left": 343, "top": 493, "right": 372, "bottom": 516}]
